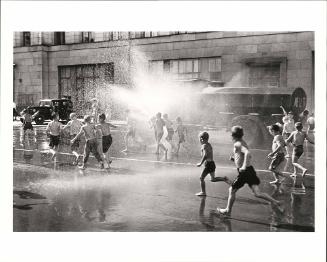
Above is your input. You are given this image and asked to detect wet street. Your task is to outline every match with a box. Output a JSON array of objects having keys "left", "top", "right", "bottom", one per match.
[{"left": 13, "top": 121, "right": 315, "bottom": 232}]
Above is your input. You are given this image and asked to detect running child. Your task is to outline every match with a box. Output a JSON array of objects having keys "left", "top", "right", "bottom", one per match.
[
  {"left": 71, "top": 115, "right": 104, "bottom": 170},
  {"left": 285, "top": 122, "right": 314, "bottom": 177},
  {"left": 217, "top": 126, "right": 284, "bottom": 216},
  {"left": 163, "top": 114, "right": 174, "bottom": 142},
  {"left": 149, "top": 115, "right": 157, "bottom": 142},
  {"left": 267, "top": 124, "right": 287, "bottom": 184},
  {"left": 63, "top": 113, "right": 83, "bottom": 165},
  {"left": 20, "top": 108, "right": 36, "bottom": 145},
  {"left": 154, "top": 112, "right": 167, "bottom": 157},
  {"left": 175, "top": 117, "right": 188, "bottom": 156},
  {"left": 97, "top": 113, "right": 117, "bottom": 168},
  {"left": 46, "top": 113, "right": 63, "bottom": 161},
  {"left": 280, "top": 106, "right": 295, "bottom": 157},
  {"left": 196, "top": 132, "right": 231, "bottom": 196}
]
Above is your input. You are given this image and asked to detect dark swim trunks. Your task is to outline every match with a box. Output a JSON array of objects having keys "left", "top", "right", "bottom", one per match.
[
  {"left": 293, "top": 145, "right": 304, "bottom": 158},
  {"left": 49, "top": 135, "right": 60, "bottom": 148},
  {"left": 200, "top": 161, "right": 216, "bottom": 179},
  {"left": 269, "top": 152, "right": 285, "bottom": 171},
  {"left": 232, "top": 166, "right": 260, "bottom": 190},
  {"left": 23, "top": 122, "right": 33, "bottom": 131},
  {"left": 102, "top": 134, "right": 113, "bottom": 153}
]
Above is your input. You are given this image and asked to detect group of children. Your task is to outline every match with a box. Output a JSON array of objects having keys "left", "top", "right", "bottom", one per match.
[
  {"left": 19, "top": 105, "right": 314, "bottom": 217},
  {"left": 42, "top": 112, "right": 116, "bottom": 170},
  {"left": 195, "top": 111, "right": 314, "bottom": 217},
  {"left": 149, "top": 112, "right": 188, "bottom": 158}
]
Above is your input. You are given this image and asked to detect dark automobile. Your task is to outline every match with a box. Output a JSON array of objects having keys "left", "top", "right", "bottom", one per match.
[{"left": 25, "top": 96, "right": 73, "bottom": 125}]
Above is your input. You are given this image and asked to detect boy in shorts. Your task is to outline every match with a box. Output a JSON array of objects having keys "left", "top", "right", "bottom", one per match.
[
  {"left": 46, "top": 113, "right": 63, "bottom": 161},
  {"left": 154, "top": 112, "right": 167, "bottom": 157},
  {"left": 20, "top": 108, "right": 36, "bottom": 146},
  {"left": 285, "top": 122, "right": 314, "bottom": 177},
  {"left": 267, "top": 124, "right": 287, "bottom": 184},
  {"left": 217, "top": 126, "right": 283, "bottom": 216},
  {"left": 280, "top": 106, "right": 295, "bottom": 157},
  {"left": 63, "top": 113, "right": 83, "bottom": 165},
  {"left": 71, "top": 115, "right": 104, "bottom": 170},
  {"left": 196, "top": 132, "right": 231, "bottom": 196},
  {"left": 175, "top": 117, "right": 188, "bottom": 156},
  {"left": 97, "top": 113, "right": 117, "bottom": 168}
]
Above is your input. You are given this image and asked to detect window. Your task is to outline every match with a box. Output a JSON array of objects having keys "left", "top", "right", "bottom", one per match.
[
  {"left": 23, "top": 32, "right": 31, "bottom": 46},
  {"left": 135, "top": 31, "right": 145, "bottom": 38},
  {"left": 175, "top": 59, "right": 200, "bottom": 79},
  {"left": 54, "top": 32, "right": 65, "bottom": 45},
  {"left": 149, "top": 60, "right": 164, "bottom": 75},
  {"left": 249, "top": 63, "right": 280, "bottom": 88},
  {"left": 82, "top": 32, "right": 93, "bottom": 43},
  {"left": 58, "top": 63, "right": 114, "bottom": 114},
  {"left": 207, "top": 58, "right": 222, "bottom": 81}
]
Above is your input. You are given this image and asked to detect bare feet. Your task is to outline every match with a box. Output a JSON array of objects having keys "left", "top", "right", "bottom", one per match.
[
  {"left": 217, "top": 208, "right": 231, "bottom": 217},
  {"left": 269, "top": 179, "right": 280, "bottom": 185}
]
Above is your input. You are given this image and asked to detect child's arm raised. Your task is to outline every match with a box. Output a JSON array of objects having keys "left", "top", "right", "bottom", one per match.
[{"left": 280, "top": 105, "right": 287, "bottom": 116}]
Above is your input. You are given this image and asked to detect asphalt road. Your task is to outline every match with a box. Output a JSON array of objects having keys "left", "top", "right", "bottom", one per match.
[{"left": 13, "top": 121, "right": 315, "bottom": 232}]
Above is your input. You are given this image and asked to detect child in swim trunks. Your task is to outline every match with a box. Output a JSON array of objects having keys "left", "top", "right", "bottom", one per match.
[
  {"left": 267, "top": 124, "right": 287, "bottom": 184},
  {"left": 280, "top": 106, "right": 295, "bottom": 157},
  {"left": 71, "top": 115, "right": 104, "bottom": 170},
  {"left": 285, "top": 122, "right": 314, "bottom": 177},
  {"left": 20, "top": 108, "right": 36, "bottom": 145},
  {"left": 217, "top": 126, "right": 283, "bottom": 216},
  {"left": 196, "top": 132, "right": 230, "bottom": 197},
  {"left": 154, "top": 112, "right": 167, "bottom": 157},
  {"left": 175, "top": 117, "right": 188, "bottom": 156},
  {"left": 97, "top": 113, "right": 117, "bottom": 168},
  {"left": 46, "top": 113, "right": 63, "bottom": 161},
  {"left": 63, "top": 113, "right": 83, "bottom": 165}
]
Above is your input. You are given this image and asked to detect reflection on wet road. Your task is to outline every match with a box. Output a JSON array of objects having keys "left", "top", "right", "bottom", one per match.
[{"left": 13, "top": 122, "right": 315, "bottom": 232}]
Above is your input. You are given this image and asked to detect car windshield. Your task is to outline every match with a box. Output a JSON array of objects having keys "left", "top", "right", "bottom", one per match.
[{"left": 39, "top": 100, "right": 52, "bottom": 106}]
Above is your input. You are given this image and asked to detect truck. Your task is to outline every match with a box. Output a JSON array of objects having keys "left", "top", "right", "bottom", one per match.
[{"left": 195, "top": 86, "right": 307, "bottom": 147}]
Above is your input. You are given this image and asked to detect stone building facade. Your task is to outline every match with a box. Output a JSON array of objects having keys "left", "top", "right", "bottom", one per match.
[{"left": 13, "top": 31, "right": 314, "bottom": 114}]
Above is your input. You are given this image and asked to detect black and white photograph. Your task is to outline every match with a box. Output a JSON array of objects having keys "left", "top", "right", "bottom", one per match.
[
  {"left": 1, "top": 1, "right": 326, "bottom": 262},
  {"left": 12, "top": 30, "right": 316, "bottom": 232}
]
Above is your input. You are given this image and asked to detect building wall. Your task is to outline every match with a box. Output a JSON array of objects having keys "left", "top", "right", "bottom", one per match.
[{"left": 13, "top": 31, "right": 315, "bottom": 111}]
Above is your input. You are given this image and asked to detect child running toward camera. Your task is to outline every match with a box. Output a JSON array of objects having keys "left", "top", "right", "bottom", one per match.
[
  {"left": 267, "top": 124, "right": 287, "bottom": 184},
  {"left": 97, "top": 113, "right": 117, "bottom": 168},
  {"left": 217, "top": 126, "right": 284, "bottom": 216},
  {"left": 63, "top": 113, "right": 83, "bottom": 165},
  {"left": 71, "top": 115, "right": 104, "bottom": 170},
  {"left": 20, "top": 108, "right": 36, "bottom": 146},
  {"left": 46, "top": 113, "right": 63, "bottom": 161},
  {"left": 154, "top": 112, "right": 167, "bottom": 157},
  {"left": 285, "top": 122, "right": 314, "bottom": 177},
  {"left": 280, "top": 106, "right": 295, "bottom": 157},
  {"left": 196, "top": 131, "right": 231, "bottom": 196}
]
